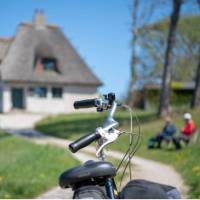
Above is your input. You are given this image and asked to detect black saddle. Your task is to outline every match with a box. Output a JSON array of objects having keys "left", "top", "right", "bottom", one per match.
[{"left": 59, "top": 160, "right": 116, "bottom": 188}]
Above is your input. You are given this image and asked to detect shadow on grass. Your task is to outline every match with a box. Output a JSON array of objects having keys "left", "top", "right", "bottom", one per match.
[
  {"left": 35, "top": 111, "right": 157, "bottom": 140},
  {"left": 0, "top": 131, "right": 10, "bottom": 139}
]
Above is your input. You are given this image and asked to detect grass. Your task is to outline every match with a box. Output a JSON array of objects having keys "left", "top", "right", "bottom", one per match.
[
  {"left": 35, "top": 109, "right": 156, "bottom": 140},
  {"left": 0, "top": 135, "right": 79, "bottom": 199},
  {"left": 35, "top": 107, "right": 200, "bottom": 198},
  {"left": 136, "top": 110, "right": 200, "bottom": 198},
  {"left": 0, "top": 130, "right": 8, "bottom": 138}
]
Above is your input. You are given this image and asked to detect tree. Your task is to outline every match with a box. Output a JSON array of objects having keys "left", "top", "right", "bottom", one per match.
[
  {"left": 191, "top": 0, "right": 200, "bottom": 108},
  {"left": 127, "top": 0, "right": 163, "bottom": 107},
  {"left": 191, "top": 49, "right": 200, "bottom": 108},
  {"left": 158, "top": 0, "right": 183, "bottom": 117},
  {"left": 126, "top": 0, "right": 139, "bottom": 107}
]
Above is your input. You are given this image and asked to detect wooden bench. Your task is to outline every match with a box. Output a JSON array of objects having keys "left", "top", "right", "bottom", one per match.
[
  {"left": 189, "top": 129, "right": 199, "bottom": 146},
  {"left": 161, "top": 137, "right": 174, "bottom": 149},
  {"left": 162, "top": 129, "right": 199, "bottom": 149}
]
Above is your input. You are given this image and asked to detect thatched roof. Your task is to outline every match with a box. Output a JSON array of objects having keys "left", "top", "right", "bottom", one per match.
[
  {"left": 0, "top": 11, "right": 102, "bottom": 86},
  {"left": 0, "top": 38, "right": 13, "bottom": 61}
]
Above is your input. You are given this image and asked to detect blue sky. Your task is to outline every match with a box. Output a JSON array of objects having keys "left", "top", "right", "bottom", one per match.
[{"left": 0, "top": 0, "right": 133, "bottom": 98}]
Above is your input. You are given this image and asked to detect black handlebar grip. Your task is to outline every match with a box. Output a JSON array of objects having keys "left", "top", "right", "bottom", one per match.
[
  {"left": 74, "top": 99, "right": 97, "bottom": 109},
  {"left": 69, "top": 132, "right": 101, "bottom": 153}
]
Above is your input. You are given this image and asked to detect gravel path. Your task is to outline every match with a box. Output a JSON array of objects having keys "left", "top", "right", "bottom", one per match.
[{"left": 1, "top": 113, "right": 189, "bottom": 198}]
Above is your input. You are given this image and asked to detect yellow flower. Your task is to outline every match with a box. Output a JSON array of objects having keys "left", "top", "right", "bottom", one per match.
[
  {"left": 4, "top": 193, "right": 11, "bottom": 199},
  {"left": 0, "top": 176, "right": 3, "bottom": 183},
  {"left": 192, "top": 166, "right": 200, "bottom": 173}
]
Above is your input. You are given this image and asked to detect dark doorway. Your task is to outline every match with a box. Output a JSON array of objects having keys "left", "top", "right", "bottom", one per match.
[{"left": 11, "top": 88, "right": 24, "bottom": 109}]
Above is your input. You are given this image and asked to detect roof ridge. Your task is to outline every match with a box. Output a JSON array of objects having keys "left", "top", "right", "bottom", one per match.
[
  {"left": 20, "top": 22, "right": 59, "bottom": 30},
  {"left": 0, "top": 37, "right": 13, "bottom": 42},
  {"left": 0, "top": 36, "right": 14, "bottom": 66}
]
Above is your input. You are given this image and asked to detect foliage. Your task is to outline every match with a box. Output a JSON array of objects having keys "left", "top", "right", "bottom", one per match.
[
  {"left": 146, "top": 88, "right": 193, "bottom": 109},
  {"left": 137, "top": 15, "right": 200, "bottom": 84},
  {"left": 170, "top": 90, "right": 193, "bottom": 106},
  {"left": 0, "top": 136, "right": 79, "bottom": 198}
]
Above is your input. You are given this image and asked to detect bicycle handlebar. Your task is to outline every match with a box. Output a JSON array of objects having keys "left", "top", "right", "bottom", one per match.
[
  {"left": 74, "top": 99, "right": 98, "bottom": 109},
  {"left": 70, "top": 93, "right": 118, "bottom": 153},
  {"left": 69, "top": 132, "right": 101, "bottom": 153}
]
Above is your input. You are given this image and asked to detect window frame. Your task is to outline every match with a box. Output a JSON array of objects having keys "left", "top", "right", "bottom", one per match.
[
  {"left": 41, "top": 57, "right": 57, "bottom": 71},
  {"left": 52, "top": 87, "right": 63, "bottom": 99},
  {"left": 28, "top": 87, "right": 47, "bottom": 98}
]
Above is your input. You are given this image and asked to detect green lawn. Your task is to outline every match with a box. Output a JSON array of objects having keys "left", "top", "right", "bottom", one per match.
[
  {"left": 0, "top": 130, "right": 8, "bottom": 138},
  {"left": 35, "top": 109, "right": 156, "bottom": 140},
  {"left": 0, "top": 135, "right": 79, "bottom": 199},
  {"left": 35, "top": 107, "right": 200, "bottom": 198}
]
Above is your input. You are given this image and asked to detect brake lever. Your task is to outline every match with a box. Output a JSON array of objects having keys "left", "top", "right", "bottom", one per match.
[{"left": 95, "top": 127, "right": 120, "bottom": 158}]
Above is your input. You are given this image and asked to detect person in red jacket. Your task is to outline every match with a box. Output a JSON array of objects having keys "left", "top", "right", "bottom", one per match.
[{"left": 173, "top": 113, "right": 196, "bottom": 150}]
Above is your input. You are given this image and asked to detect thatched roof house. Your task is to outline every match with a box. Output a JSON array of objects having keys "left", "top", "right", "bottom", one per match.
[{"left": 0, "top": 11, "right": 102, "bottom": 113}]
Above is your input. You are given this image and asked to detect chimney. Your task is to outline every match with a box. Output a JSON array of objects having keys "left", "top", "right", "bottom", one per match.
[{"left": 33, "top": 9, "right": 47, "bottom": 29}]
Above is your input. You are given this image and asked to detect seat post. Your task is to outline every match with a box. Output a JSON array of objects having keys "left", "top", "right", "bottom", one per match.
[{"left": 105, "top": 177, "right": 115, "bottom": 199}]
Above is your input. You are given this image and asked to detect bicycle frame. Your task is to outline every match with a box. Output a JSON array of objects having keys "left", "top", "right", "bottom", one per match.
[{"left": 94, "top": 101, "right": 119, "bottom": 199}]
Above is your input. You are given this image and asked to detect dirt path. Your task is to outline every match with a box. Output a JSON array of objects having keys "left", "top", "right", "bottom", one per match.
[{"left": 0, "top": 112, "right": 45, "bottom": 129}]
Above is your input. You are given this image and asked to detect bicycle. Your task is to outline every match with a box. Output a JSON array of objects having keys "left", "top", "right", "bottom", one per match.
[{"left": 59, "top": 93, "right": 181, "bottom": 199}]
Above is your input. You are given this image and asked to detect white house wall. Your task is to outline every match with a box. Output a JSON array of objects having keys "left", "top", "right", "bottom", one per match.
[
  {"left": 26, "top": 86, "right": 64, "bottom": 113},
  {"left": 2, "top": 84, "right": 99, "bottom": 114},
  {"left": 64, "top": 85, "right": 99, "bottom": 113},
  {"left": 26, "top": 85, "right": 99, "bottom": 113},
  {"left": 0, "top": 82, "right": 4, "bottom": 112},
  {"left": 2, "top": 85, "right": 12, "bottom": 112}
]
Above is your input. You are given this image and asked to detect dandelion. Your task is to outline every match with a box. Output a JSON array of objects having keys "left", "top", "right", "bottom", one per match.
[
  {"left": 192, "top": 166, "right": 200, "bottom": 173},
  {"left": 4, "top": 193, "right": 11, "bottom": 199}
]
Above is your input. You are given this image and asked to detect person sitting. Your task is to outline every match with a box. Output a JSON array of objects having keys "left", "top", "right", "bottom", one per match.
[
  {"left": 148, "top": 117, "right": 176, "bottom": 149},
  {"left": 173, "top": 113, "right": 196, "bottom": 150}
]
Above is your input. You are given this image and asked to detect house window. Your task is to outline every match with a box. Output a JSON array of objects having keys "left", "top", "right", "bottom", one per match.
[
  {"left": 34, "top": 57, "right": 60, "bottom": 73},
  {"left": 29, "top": 87, "right": 47, "bottom": 98},
  {"left": 29, "top": 87, "right": 35, "bottom": 97},
  {"left": 41, "top": 58, "right": 57, "bottom": 71},
  {"left": 52, "top": 87, "right": 63, "bottom": 98}
]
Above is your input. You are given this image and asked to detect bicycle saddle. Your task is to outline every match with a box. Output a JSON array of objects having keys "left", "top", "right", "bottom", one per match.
[{"left": 59, "top": 160, "right": 116, "bottom": 188}]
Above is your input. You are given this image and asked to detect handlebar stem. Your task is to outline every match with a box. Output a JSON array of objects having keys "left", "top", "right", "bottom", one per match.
[
  {"left": 97, "top": 101, "right": 119, "bottom": 160},
  {"left": 103, "top": 102, "right": 118, "bottom": 131}
]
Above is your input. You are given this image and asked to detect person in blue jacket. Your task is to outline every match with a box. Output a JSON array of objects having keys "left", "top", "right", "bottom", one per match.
[{"left": 148, "top": 117, "right": 176, "bottom": 149}]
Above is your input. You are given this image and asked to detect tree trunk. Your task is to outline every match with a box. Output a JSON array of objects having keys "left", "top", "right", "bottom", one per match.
[
  {"left": 126, "top": 0, "right": 139, "bottom": 108},
  {"left": 191, "top": 50, "right": 200, "bottom": 108},
  {"left": 158, "top": 0, "right": 182, "bottom": 117}
]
